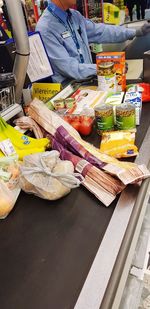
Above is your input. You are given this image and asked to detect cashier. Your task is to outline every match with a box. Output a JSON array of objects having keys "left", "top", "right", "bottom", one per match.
[{"left": 36, "top": 0, "right": 150, "bottom": 84}]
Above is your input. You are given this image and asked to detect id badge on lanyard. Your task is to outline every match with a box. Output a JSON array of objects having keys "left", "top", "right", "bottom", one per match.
[{"left": 47, "top": 6, "right": 84, "bottom": 63}]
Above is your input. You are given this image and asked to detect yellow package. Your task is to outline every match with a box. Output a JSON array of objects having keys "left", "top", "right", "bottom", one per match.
[
  {"left": 103, "top": 3, "right": 120, "bottom": 25},
  {"left": 100, "top": 130, "right": 138, "bottom": 158}
]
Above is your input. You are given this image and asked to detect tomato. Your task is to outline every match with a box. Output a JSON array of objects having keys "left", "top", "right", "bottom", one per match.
[
  {"left": 80, "top": 115, "right": 93, "bottom": 124},
  {"left": 63, "top": 115, "right": 72, "bottom": 123},
  {"left": 72, "top": 115, "right": 80, "bottom": 122},
  {"left": 79, "top": 121, "right": 92, "bottom": 136},
  {"left": 71, "top": 121, "right": 80, "bottom": 131}
]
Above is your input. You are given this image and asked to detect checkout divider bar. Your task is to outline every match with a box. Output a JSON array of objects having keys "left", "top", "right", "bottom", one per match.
[
  {"left": 101, "top": 174, "right": 150, "bottom": 309},
  {"left": 74, "top": 125, "right": 150, "bottom": 309}
]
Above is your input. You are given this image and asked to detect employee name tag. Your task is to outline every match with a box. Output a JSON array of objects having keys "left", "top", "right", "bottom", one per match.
[{"left": 61, "top": 31, "right": 71, "bottom": 39}]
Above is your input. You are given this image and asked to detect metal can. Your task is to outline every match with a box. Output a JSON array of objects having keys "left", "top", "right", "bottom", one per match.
[
  {"left": 65, "top": 98, "right": 76, "bottom": 109},
  {"left": 116, "top": 104, "right": 136, "bottom": 130},
  {"left": 53, "top": 99, "right": 65, "bottom": 110},
  {"left": 94, "top": 105, "right": 114, "bottom": 135}
]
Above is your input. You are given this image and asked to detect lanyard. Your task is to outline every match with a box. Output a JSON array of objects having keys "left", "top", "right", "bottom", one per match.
[{"left": 47, "top": 6, "right": 84, "bottom": 63}]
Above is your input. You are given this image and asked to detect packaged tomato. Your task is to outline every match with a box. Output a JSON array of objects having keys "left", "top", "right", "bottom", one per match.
[{"left": 62, "top": 113, "right": 94, "bottom": 136}]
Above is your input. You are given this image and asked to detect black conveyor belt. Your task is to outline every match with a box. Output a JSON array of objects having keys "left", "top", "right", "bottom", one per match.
[{"left": 0, "top": 104, "right": 150, "bottom": 309}]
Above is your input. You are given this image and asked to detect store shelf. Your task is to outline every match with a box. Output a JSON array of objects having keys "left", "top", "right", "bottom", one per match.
[{"left": 0, "top": 103, "right": 23, "bottom": 121}]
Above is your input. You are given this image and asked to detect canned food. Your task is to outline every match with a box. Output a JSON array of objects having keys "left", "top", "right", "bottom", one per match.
[
  {"left": 65, "top": 98, "right": 76, "bottom": 109},
  {"left": 116, "top": 104, "right": 136, "bottom": 130},
  {"left": 53, "top": 99, "right": 65, "bottom": 110},
  {"left": 94, "top": 105, "right": 114, "bottom": 134}
]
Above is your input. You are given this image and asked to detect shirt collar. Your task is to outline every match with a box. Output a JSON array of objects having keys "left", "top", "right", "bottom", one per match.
[{"left": 47, "top": 2, "right": 71, "bottom": 24}]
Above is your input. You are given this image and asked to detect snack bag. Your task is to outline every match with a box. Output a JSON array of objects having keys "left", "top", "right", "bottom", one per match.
[
  {"left": 100, "top": 130, "right": 138, "bottom": 158},
  {"left": 96, "top": 52, "right": 126, "bottom": 93}
]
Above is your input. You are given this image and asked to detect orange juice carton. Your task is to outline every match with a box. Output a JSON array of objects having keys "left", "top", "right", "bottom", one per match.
[{"left": 96, "top": 52, "right": 126, "bottom": 93}]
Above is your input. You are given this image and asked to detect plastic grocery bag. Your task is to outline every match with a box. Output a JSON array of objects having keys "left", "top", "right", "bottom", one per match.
[
  {"left": 0, "top": 180, "right": 20, "bottom": 219},
  {"left": 0, "top": 156, "right": 20, "bottom": 219},
  {"left": 19, "top": 151, "right": 83, "bottom": 200}
]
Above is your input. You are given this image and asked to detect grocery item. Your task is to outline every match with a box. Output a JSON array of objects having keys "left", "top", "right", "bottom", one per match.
[
  {"left": 103, "top": 3, "right": 121, "bottom": 25},
  {"left": 54, "top": 125, "right": 149, "bottom": 185},
  {"left": 70, "top": 88, "right": 108, "bottom": 114},
  {"left": 105, "top": 92, "right": 124, "bottom": 123},
  {"left": 19, "top": 151, "right": 82, "bottom": 200},
  {"left": 65, "top": 98, "right": 76, "bottom": 109},
  {"left": 0, "top": 156, "right": 20, "bottom": 219},
  {"left": 96, "top": 52, "right": 126, "bottom": 93},
  {"left": 105, "top": 92, "right": 124, "bottom": 106},
  {"left": 100, "top": 131, "right": 138, "bottom": 158},
  {"left": 14, "top": 116, "right": 44, "bottom": 139},
  {"left": 53, "top": 99, "right": 65, "bottom": 110},
  {"left": 116, "top": 104, "right": 136, "bottom": 130},
  {"left": 0, "top": 156, "right": 19, "bottom": 188},
  {"left": 62, "top": 114, "right": 94, "bottom": 136},
  {"left": 0, "top": 117, "right": 50, "bottom": 160},
  {"left": 138, "top": 83, "right": 150, "bottom": 102},
  {"left": 95, "top": 105, "right": 114, "bottom": 134},
  {"left": 127, "top": 83, "right": 150, "bottom": 103},
  {"left": 124, "top": 92, "right": 142, "bottom": 125},
  {"left": 28, "top": 99, "right": 150, "bottom": 186},
  {"left": 52, "top": 137, "right": 125, "bottom": 206}
]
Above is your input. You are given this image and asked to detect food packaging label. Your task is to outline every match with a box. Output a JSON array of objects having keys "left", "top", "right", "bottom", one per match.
[
  {"left": 96, "top": 52, "right": 126, "bottom": 93},
  {"left": 124, "top": 91, "right": 142, "bottom": 125}
]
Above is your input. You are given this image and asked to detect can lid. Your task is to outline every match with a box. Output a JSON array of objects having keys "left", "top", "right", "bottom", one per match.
[
  {"left": 94, "top": 104, "right": 113, "bottom": 112},
  {"left": 116, "top": 103, "right": 135, "bottom": 111}
]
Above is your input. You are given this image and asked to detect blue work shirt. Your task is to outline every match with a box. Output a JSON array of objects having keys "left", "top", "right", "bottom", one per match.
[{"left": 36, "top": 2, "right": 136, "bottom": 83}]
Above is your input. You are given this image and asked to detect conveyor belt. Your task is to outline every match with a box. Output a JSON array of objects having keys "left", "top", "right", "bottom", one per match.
[{"left": 0, "top": 104, "right": 150, "bottom": 309}]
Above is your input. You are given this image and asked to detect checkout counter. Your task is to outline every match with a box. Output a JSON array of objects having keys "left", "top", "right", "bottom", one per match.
[
  {"left": 0, "top": 89, "right": 150, "bottom": 309},
  {"left": 0, "top": 11, "right": 150, "bottom": 309}
]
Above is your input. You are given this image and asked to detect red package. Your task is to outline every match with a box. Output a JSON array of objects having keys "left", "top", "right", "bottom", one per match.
[{"left": 139, "top": 83, "right": 150, "bottom": 102}]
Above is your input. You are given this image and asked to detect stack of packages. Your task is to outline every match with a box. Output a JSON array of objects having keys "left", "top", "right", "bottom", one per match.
[{"left": 28, "top": 98, "right": 150, "bottom": 207}]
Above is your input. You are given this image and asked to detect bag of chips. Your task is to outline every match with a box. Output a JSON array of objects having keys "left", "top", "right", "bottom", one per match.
[{"left": 100, "top": 130, "right": 138, "bottom": 158}]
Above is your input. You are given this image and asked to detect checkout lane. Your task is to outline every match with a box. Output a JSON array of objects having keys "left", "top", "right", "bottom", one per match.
[
  {"left": 0, "top": 101, "right": 150, "bottom": 309},
  {"left": 1, "top": 13, "right": 150, "bottom": 309}
]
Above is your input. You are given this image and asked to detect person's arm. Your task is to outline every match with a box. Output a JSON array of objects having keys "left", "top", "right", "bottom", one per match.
[
  {"left": 83, "top": 17, "right": 136, "bottom": 44},
  {"left": 40, "top": 31, "right": 96, "bottom": 80}
]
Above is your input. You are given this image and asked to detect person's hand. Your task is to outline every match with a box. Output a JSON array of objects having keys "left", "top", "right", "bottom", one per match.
[{"left": 136, "top": 22, "right": 150, "bottom": 37}]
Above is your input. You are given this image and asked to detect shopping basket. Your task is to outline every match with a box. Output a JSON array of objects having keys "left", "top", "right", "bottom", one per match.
[{"left": 0, "top": 73, "right": 16, "bottom": 112}]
